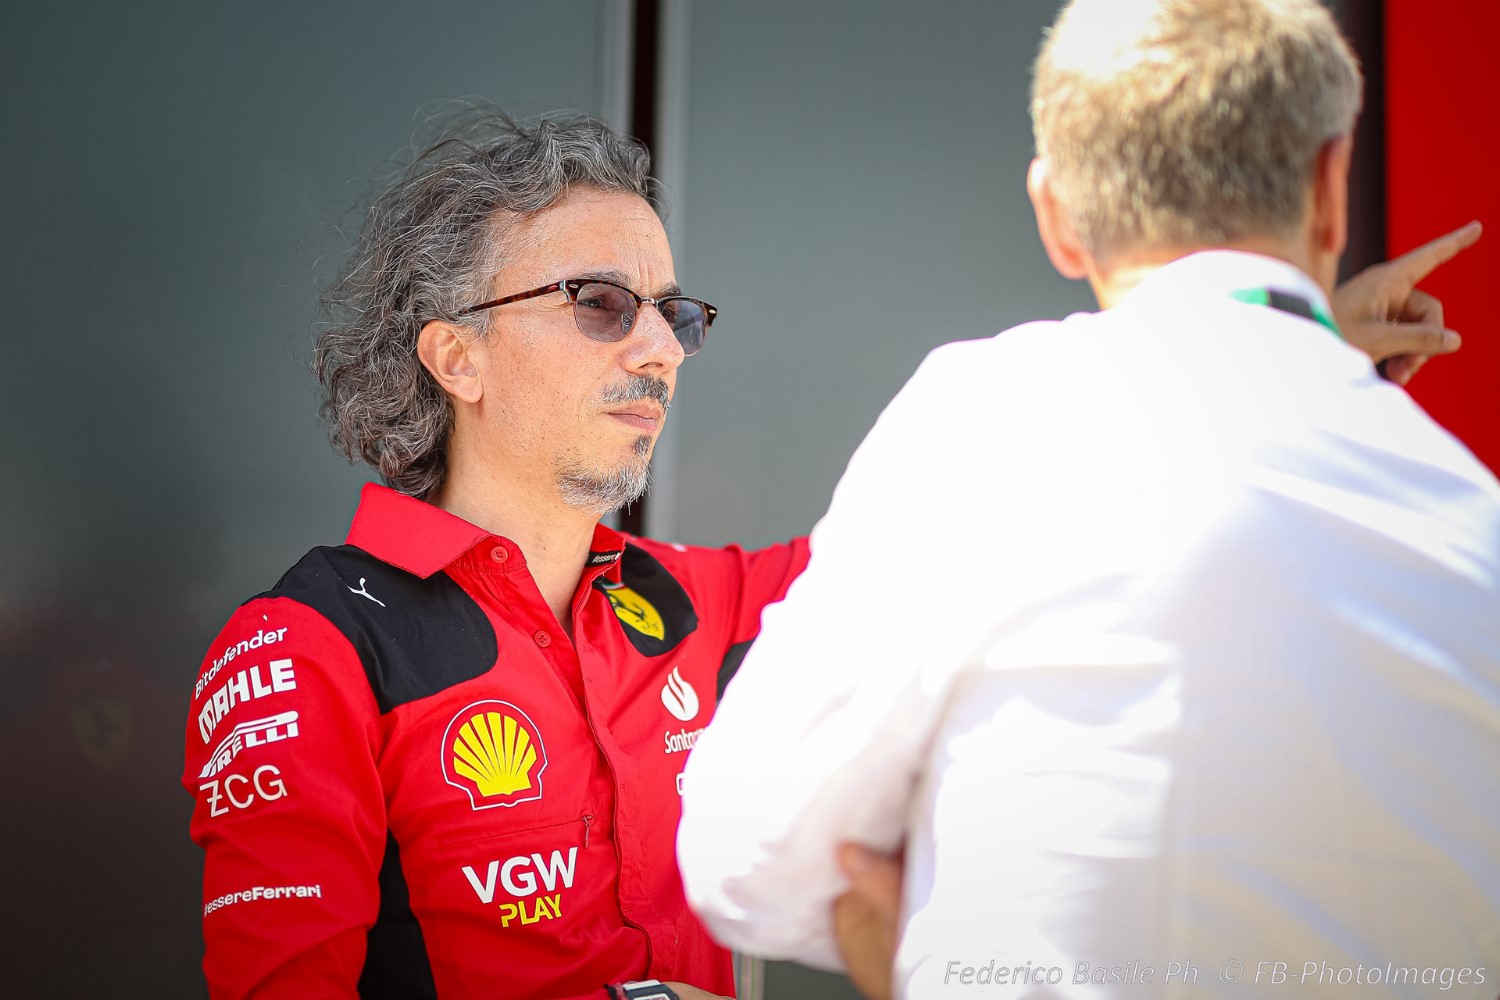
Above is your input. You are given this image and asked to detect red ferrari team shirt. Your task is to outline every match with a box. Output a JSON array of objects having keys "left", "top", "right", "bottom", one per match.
[{"left": 182, "top": 483, "right": 809, "bottom": 999}]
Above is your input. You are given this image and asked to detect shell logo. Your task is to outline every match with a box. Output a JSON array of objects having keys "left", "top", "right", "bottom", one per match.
[
  {"left": 441, "top": 700, "right": 548, "bottom": 810},
  {"left": 599, "top": 580, "right": 665, "bottom": 640}
]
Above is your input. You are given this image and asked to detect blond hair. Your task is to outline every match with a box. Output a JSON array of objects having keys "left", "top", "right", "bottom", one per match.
[{"left": 1031, "top": 0, "right": 1361, "bottom": 264}]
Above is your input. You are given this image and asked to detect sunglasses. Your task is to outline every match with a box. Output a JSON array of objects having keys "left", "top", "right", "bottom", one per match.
[{"left": 457, "top": 278, "right": 718, "bottom": 356}]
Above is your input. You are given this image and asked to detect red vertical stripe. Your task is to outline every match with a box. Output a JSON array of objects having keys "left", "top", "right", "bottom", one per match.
[{"left": 1385, "top": 0, "right": 1500, "bottom": 472}]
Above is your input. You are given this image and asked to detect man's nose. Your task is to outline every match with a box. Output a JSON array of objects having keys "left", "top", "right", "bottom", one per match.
[{"left": 624, "top": 300, "right": 687, "bottom": 372}]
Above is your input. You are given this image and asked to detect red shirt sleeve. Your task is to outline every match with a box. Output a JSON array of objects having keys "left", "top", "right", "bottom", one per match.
[
  {"left": 183, "top": 597, "right": 386, "bottom": 999},
  {"left": 630, "top": 534, "right": 811, "bottom": 649},
  {"left": 722, "top": 536, "right": 811, "bottom": 644}
]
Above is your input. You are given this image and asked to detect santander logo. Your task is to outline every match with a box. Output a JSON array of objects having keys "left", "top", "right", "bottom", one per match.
[{"left": 660, "top": 666, "right": 700, "bottom": 722}]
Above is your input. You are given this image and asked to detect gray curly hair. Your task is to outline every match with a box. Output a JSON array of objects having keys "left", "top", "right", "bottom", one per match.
[{"left": 315, "top": 109, "right": 656, "bottom": 499}]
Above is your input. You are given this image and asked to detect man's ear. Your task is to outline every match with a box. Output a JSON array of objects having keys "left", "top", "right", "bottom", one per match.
[
  {"left": 1027, "top": 157, "right": 1091, "bottom": 280},
  {"left": 417, "top": 320, "right": 484, "bottom": 404},
  {"left": 1311, "top": 133, "right": 1353, "bottom": 260}
]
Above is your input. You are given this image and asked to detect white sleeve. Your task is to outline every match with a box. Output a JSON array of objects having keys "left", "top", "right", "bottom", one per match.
[{"left": 677, "top": 339, "right": 1030, "bottom": 968}]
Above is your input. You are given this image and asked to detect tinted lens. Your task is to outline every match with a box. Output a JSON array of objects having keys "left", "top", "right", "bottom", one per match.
[
  {"left": 572, "top": 282, "right": 637, "bottom": 342},
  {"left": 658, "top": 298, "right": 707, "bottom": 356}
]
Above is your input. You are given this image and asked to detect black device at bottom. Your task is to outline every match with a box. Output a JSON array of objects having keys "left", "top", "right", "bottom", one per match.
[{"left": 605, "top": 979, "right": 680, "bottom": 1000}]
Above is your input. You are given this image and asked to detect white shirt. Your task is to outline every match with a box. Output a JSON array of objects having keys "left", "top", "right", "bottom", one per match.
[{"left": 678, "top": 252, "right": 1500, "bottom": 998}]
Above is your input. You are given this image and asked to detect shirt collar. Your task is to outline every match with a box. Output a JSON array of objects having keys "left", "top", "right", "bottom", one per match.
[
  {"left": 585, "top": 522, "right": 628, "bottom": 584},
  {"left": 345, "top": 481, "right": 630, "bottom": 581},
  {"left": 345, "top": 482, "right": 492, "bottom": 578},
  {"left": 1121, "top": 250, "right": 1334, "bottom": 320}
]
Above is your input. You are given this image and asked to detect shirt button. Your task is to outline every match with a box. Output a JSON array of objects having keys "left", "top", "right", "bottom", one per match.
[
  {"left": 490, "top": 547, "right": 508, "bottom": 563},
  {"left": 533, "top": 630, "right": 551, "bottom": 647}
]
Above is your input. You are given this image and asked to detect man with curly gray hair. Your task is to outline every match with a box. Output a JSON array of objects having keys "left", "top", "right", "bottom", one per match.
[{"left": 182, "top": 111, "right": 807, "bottom": 1000}]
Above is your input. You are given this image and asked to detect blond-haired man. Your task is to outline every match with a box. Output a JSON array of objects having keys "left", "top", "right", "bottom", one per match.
[{"left": 678, "top": 1, "right": 1500, "bottom": 997}]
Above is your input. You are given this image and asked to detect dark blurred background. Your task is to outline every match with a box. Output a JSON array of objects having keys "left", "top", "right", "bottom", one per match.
[{"left": 1, "top": 1, "right": 1490, "bottom": 997}]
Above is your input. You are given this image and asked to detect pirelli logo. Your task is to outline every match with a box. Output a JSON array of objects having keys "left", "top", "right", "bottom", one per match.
[
  {"left": 198, "top": 711, "right": 300, "bottom": 779},
  {"left": 441, "top": 700, "right": 548, "bottom": 810}
]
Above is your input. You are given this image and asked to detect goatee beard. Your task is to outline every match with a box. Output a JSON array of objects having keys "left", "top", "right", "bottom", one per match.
[
  {"left": 556, "top": 374, "right": 669, "bottom": 512},
  {"left": 558, "top": 434, "right": 653, "bottom": 512}
]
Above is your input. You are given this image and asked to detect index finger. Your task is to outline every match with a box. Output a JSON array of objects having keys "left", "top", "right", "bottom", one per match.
[{"left": 1390, "top": 220, "right": 1483, "bottom": 284}]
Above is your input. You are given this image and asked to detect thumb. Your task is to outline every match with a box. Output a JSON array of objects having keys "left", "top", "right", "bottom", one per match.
[{"left": 838, "top": 843, "right": 904, "bottom": 915}]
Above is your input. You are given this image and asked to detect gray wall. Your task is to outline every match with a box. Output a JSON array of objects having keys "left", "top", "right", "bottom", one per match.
[
  {"left": 0, "top": 1, "right": 1084, "bottom": 997},
  {"left": 664, "top": 0, "right": 1093, "bottom": 553}
]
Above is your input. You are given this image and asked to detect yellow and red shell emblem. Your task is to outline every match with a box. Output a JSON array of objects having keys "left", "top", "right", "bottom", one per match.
[{"left": 441, "top": 700, "right": 548, "bottom": 810}]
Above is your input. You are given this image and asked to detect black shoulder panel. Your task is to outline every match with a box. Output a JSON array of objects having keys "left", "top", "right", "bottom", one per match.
[
  {"left": 359, "top": 833, "right": 437, "bottom": 1000},
  {"left": 595, "top": 543, "right": 700, "bottom": 656},
  {"left": 260, "top": 545, "right": 498, "bottom": 714},
  {"left": 717, "top": 638, "right": 754, "bottom": 698}
]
